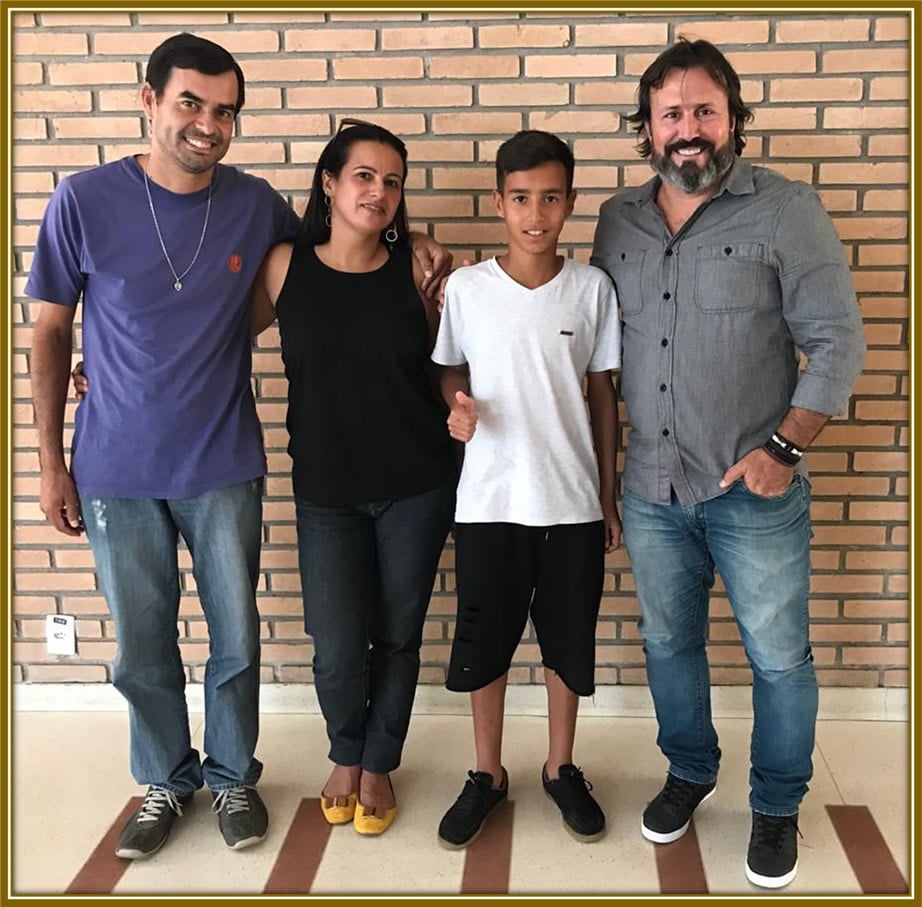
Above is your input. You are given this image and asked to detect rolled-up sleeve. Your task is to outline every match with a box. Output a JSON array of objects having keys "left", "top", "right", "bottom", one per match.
[{"left": 773, "top": 186, "right": 867, "bottom": 415}]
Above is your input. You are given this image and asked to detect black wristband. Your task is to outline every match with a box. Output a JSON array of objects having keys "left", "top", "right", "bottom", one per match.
[{"left": 764, "top": 432, "right": 803, "bottom": 467}]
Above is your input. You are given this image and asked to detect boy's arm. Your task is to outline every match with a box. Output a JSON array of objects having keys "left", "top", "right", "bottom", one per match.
[
  {"left": 439, "top": 365, "right": 477, "bottom": 442},
  {"left": 587, "top": 369, "right": 620, "bottom": 552}
]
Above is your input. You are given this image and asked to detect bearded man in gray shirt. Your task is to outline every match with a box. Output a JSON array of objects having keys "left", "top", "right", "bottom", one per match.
[{"left": 591, "top": 38, "right": 865, "bottom": 890}]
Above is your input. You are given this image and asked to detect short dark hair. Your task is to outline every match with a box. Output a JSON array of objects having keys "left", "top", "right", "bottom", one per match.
[
  {"left": 627, "top": 37, "right": 753, "bottom": 157},
  {"left": 145, "top": 33, "right": 245, "bottom": 114},
  {"left": 495, "top": 130, "right": 575, "bottom": 194},
  {"left": 300, "top": 119, "right": 410, "bottom": 247}
]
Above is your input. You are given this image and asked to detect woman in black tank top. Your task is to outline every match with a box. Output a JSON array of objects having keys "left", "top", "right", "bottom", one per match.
[{"left": 251, "top": 121, "right": 456, "bottom": 836}]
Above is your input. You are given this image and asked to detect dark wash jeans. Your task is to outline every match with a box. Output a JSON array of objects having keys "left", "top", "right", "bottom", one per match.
[{"left": 295, "top": 480, "right": 456, "bottom": 773}]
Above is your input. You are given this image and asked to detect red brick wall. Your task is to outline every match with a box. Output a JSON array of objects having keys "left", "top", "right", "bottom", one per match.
[{"left": 11, "top": 11, "right": 910, "bottom": 689}]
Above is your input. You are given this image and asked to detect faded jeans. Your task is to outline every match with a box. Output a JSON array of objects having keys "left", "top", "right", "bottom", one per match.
[
  {"left": 621, "top": 477, "right": 817, "bottom": 815},
  {"left": 80, "top": 478, "right": 263, "bottom": 794}
]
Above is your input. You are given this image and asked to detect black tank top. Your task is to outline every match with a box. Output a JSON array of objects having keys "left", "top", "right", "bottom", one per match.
[{"left": 276, "top": 242, "right": 455, "bottom": 504}]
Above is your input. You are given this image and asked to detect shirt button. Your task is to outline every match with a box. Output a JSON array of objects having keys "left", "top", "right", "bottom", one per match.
[
  {"left": 660, "top": 384, "right": 667, "bottom": 392},
  {"left": 662, "top": 429, "right": 670, "bottom": 437},
  {"left": 665, "top": 249, "right": 674, "bottom": 257},
  {"left": 661, "top": 338, "right": 669, "bottom": 347},
  {"left": 663, "top": 292, "right": 671, "bottom": 300}
]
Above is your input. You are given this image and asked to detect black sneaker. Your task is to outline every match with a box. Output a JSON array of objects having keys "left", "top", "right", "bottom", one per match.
[
  {"left": 212, "top": 786, "right": 268, "bottom": 850},
  {"left": 438, "top": 769, "right": 508, "bottom": 849},
  {"left": 542, "top": 764, "right": 606, "bottom": 841},
  {"left": 115, "top": 786, "right": 194, "bottom": 859},
  {"left": 746, "top": 811, "right": 799, "bottom": 888},
  {"left": 641, "top": 774, "right": 716, "bottom": 843}
]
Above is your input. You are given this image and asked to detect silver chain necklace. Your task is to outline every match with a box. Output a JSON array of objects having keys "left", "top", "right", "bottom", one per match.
[{"left": 143, "top": 168, "right": 213, "bottom": 291}]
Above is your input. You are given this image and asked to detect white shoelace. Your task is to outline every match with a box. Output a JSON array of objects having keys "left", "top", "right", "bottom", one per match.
[
  {"left": 136, "top": 787, "right": 185, "bottom": 824},
  {"left": 212, "top": 787, "right": 251, "bottom": 816}
]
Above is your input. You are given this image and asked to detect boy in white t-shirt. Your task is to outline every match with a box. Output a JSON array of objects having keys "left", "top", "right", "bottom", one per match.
[{"left": 431, "top": 130, "right": 622, "bottom": 848}]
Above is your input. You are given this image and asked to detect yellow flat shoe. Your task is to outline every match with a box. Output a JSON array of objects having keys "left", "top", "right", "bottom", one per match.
[
  {"left": 353, "top": 801, "right": 397, "bottom": 836},
  {"left": 320, "top": 792, "right": 357, "bottom": 825}
]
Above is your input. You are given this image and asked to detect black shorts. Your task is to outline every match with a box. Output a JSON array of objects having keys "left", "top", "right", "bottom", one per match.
[{"left": 446, "top": 521, "right": 605, "bottom": 696}]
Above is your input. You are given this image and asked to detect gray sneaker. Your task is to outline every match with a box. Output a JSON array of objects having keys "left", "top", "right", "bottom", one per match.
[
  {"left": 115, "top": 786, "right": 193, "bottom": 859},
  {"left": 212, "top": 786, "right": 268, "bottom": 850}
]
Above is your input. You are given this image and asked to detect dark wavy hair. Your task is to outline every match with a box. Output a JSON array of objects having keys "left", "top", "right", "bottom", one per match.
[
  {"left": 300, "top": 120, "right": 410, "bottom": 247},
  {"left": 145, "top": 32, "right": 245, "bottom": 114},
  {"left": 495, "top": 130, "right": 575, "bottom": 194},
  {"left": 626, "top": 37, "right": 753, "bottom": 158}
]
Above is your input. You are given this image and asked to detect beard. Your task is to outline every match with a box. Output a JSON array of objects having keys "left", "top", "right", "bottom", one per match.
[{"left": 651, "top": 137, "right": 735, "bottom": 194}]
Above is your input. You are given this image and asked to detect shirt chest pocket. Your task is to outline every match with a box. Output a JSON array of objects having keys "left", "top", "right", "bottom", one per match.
[
  {"left": 607, "top": 248, "right": 646, "bottom": 315},
  {"left": 693, "top": 242, "right": 773, "bottom": 313}
]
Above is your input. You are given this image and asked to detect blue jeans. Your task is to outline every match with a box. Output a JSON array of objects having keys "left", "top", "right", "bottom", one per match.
[
  {"left": 80, "top": 478, "right": 263, "bottom": 794},
  {"left": 621, "top": 477, "right": 817, "bottom": 815},
  {"left": 296, "top": 481, "right": 455, "bottom": 774}
]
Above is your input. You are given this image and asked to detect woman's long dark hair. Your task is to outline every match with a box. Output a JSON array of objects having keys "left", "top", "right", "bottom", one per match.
[{"left": 299, "top": 120, "right": 410, "bottom": 247}]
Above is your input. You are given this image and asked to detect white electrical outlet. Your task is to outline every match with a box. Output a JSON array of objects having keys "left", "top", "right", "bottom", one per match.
[{"left": 46, "top": 614, "right": 76, "bottom": 655}]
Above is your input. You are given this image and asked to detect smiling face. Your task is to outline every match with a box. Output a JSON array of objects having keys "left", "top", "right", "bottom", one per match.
[
  {"left": 493, "top": 160, "right": 575, "bottom": 259},
  {"left": 142, "top": 66, "right": 237, "bottom": 185},
  {"left": 646, "top": 66, "right": 735, "bottom": 196},
  {"left": 322, "top": 140, "right": 405, "bottom": 238}
]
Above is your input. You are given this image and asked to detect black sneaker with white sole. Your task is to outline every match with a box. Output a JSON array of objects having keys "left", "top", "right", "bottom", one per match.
[
  {"left": 115, "top": 786, "right": 194, "bottom": 859},
  {"left": 641, "top": 774, "right": 716, "bottom": 843},
  {"left": 212, "top": 786, "right": 269, "bottom": 850},
  {"left": 745, "top": 811, "right": 799, "bottom": 889}
]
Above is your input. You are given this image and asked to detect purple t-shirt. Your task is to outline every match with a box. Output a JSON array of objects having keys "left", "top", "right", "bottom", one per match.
[{"left": 25, "top": 156, "right": 300, "bottom": 499}]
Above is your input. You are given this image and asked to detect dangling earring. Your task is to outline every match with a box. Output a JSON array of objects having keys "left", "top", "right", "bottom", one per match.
[
  {"left": 324, "top": 194, "right": 332, "bottom": 228},
  {"left": 385, "top": 223, "right": 398, "bottom": 244}
]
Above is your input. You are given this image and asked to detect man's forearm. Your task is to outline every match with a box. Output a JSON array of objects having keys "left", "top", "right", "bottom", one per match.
[{"left": 776, "top": 406, "right": 830, "bottom": 450}]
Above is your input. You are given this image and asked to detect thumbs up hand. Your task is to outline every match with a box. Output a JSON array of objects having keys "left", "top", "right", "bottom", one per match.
[{"left": 447, "top": 390, "right": 478, "bottom": 442}]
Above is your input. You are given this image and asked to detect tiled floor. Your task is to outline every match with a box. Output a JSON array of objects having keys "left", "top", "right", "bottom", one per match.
[{"left": 11, "top": 710, "right": 910, "bottom": 897}]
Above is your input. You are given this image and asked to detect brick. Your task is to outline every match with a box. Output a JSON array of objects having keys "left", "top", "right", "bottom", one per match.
[
  {"left": 526, "top": 55, "right": 615, "bottom": 78},
  {"left": 432, "top": 112, "right": 523, "bottom": 135},
  {"left": 240, "top": 113, "right": 328, "bottom": 138},
  {"left": 244, "top": 59, "right": 328, "bottom": 83},
  {"left": 844, "top": 599, "right": 908, "bottom": 620},
  {"left": 852, "top": 271, "right": 905, "bottom": 293},
  {"left": 852, "top": 451, "right": 908, "bottom": 472},
  {"left": 887, "top": 574, "right": 908, "bottom": 594},
  {"left": 383, "top": 85, "right": 472, "bottom": 107},
  {"left": 870, "top": 77, "right": 908, "bottom": 100},
  {"left": 333, "top": 57, "right": 423, "bottom": 80},
  {"left": 885, "top": 624, "right": 909, "bottom": 643},
  {"left": 480, "top": 24, "right": 570, "bottom": 48},
  {"left": 14, "top": 31, "right": 88, "bottom": 55},
  {"left": 863, "top": 349, "right": 909, "bottom": 371},
  {"left": 430, "top": 55, "right": 520, "bottom": 79},
  {"left": 52, "top": 116, "right": 142, "bottom": 139},
  {"left": 404, "top": 140, "right": 475, "bottom": 162},
  {"left": 575, "top": 82, "right": 639, "bottom": 106},
  {"left": 811, "top": 526, "right": 887, "bottom": 546},
  {"left": 91, "top": 31, "right": 181, "bottom": 54},
  {"left": 771, "top": 78, "right": 862, "bottom": 102},
  {"left": 862, "top": 322, "right": 904, "bottom": 345},
  {"left": 854, "top": 399, "right": 909, "bottom": 421},
  {"left": 574, "top": 22, "right": 668, "bottom": 46},
  {"left": 675, "top": 20, "right": 770, "bottom": 44},
  {"left": 850, "top": 500, "right": 910, "bottom": 522},
  {"left": 811, "top": 624, "right": 884, "bottom": 643},
  {"left": 766, "top": 162, "right": 814, "bottom": 183},
  {"left": 13, "top": 89, "right": 93, "bottom": 112},
  {"left": 776, "top": 18, "right": 869, "bottom": 42},
  {"left": 409, "top": 195, "right": 474, "bottom": 218},
  {"left": 823, "top": 106, "right": 908, "bottom": 129},
  {"left": 528, "top": 110, "right": 620, "bottom": 133},
  {"left": 823, "top": 48, "right": 908, "bottom": 73},
  {"left": 832, "top": 217, "right": 906, "bottom": 241},
  {"left": 48, "top": 62, "right": 137, "bottom": 86},
  {"left": 727, "top": 51, "right": 816, "bottom": 74},
  {"left": 479, "top": 82, "right": 568, "bottom": 107},
  {"left": 842, "top": 646, "right": 907, "bottom": 666},
  {"left": 285, "top": 28, "right": 376, "bottom": 52},
  {"left": 13, "top": 62, "right": 43, "bottom": 84},
  {"left": 381, "top": 26, "right": 473, "bottom": 50},
  {"left": 845, "top": 550, "right": 908, "bottom": 571},
  {"left": 882, "top": 670, "right": 908, "bottom": 687},
  {"left": 875, "top": 16, "right": 910, "bottom": 41},
  {"left": 814, "top": 669, "right": 880, "bottom": 687},
  {"left": 816, "top": 189, "right": 857, "bottom": 211},
  {"left": 751, "top": 106, "right": 816, "bottom": 131},
  {"left": 868, "top": 134, "right": 909, "bottom": 157},
  {"left": 808, "top": 476, "right": 890, "bottom": 497},
  {"left": 770, "top": 135, "right": 860, "bottom": 158},
  {"left": 16, "top": 571, "right": 96, "bottom": 591},
  {"left": 862, "top": 191, "right": 910, "bottom": 215}
]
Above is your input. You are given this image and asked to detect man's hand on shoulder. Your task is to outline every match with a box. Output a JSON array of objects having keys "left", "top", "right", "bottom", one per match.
[{"left": 409, "top": 232, "right": 453, "bottom": 299}]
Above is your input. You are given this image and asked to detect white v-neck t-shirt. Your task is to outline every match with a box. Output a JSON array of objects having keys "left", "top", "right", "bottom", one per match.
[{"left": 432, "top": 257, "right": 621, "bottom": 526}]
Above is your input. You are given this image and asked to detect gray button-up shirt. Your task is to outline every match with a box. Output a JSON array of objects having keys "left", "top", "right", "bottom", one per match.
[{"left": 591, "top": 158, "right": 866, "bottom": 507}]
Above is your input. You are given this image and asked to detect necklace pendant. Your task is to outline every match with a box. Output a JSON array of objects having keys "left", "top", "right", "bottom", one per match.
[{"left": 174, "top": 280, "right": 182, "bottom": 291}]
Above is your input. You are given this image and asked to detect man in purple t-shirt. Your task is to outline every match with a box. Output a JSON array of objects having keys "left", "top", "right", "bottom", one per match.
[{"left": 28, "top": 33, "right": 297, "bottom": 860}]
